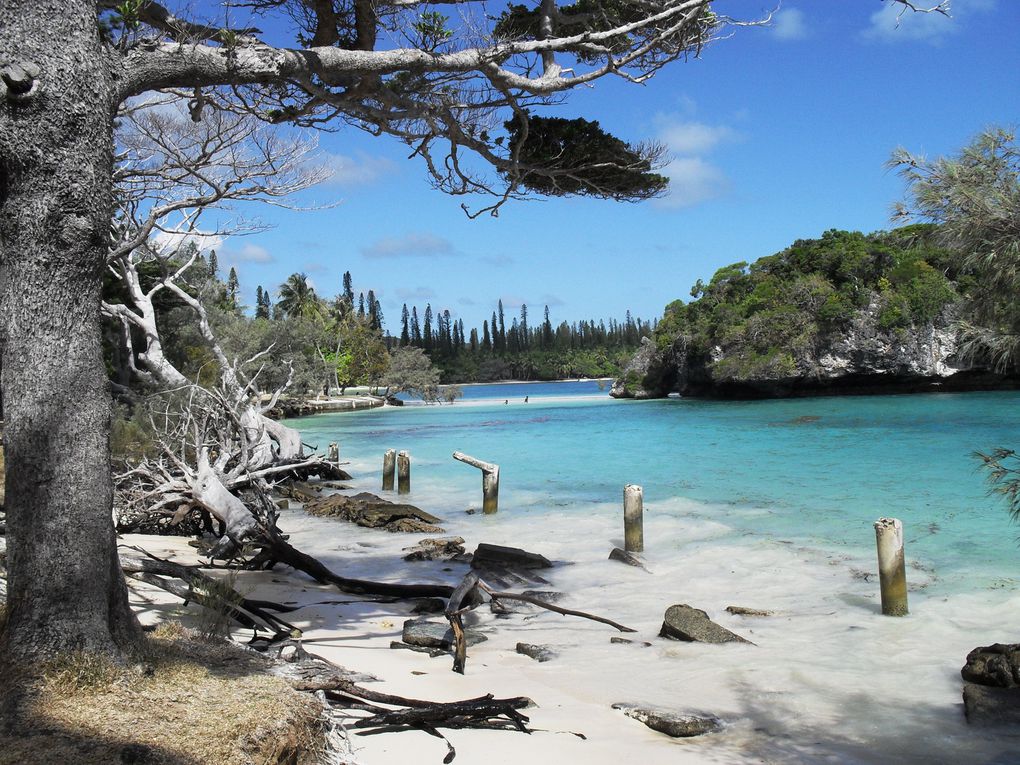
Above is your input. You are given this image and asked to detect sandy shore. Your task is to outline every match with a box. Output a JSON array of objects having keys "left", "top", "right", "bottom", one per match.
[{"left": 123, "top": 480, "right": 1020, "bottom": 765}]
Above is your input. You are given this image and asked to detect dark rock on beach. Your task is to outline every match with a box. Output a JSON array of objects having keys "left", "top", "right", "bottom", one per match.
[
  {"left": 516, "top": 643, "right": 557, "bottom": 662},
  {"left": 471, "top": 543, "right": 553, "bottom": 570},
  {"left": 609, "top": 547, "right": 648, "bottom": 570},
  {"left": 962, "top": 684, "right": 1020, "bottom": 726},
  {"left": 962, "top": 643, "right": 1020, "bottom": 687},
  {"left": 401, "top": 618, "right": 487, "bottom": 650},
  {"left": 402, "top": 536, "right": 466, "bottom": 562},
  {"left": 659, "top": 604, "right": 753, "bottom": 645},
  {"left": 961, "top": 643, "right": 1020, "bottom": 725},
  {"left": 304, "top": 492, "right": 444, "bottom": 533},
  {"left": 612, "top": 703, "right": 721, "bottom": 738}
]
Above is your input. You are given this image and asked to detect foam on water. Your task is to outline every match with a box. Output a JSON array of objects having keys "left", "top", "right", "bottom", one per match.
[{"left": 286, "top": 385, "right": 1020, "bottom": 763}]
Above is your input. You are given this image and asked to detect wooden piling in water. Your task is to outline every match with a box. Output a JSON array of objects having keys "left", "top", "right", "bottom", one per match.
[
  {"left": 624, "top": 484, "right": 644, "bottom": 553},
  {"left": 874, "top": 517, "right": 908, "bottom": 616},
  {"left": 397, "top": 450, "right": 411, "bottom": 494},
  {"left": 452, "top": 451, "right": 500, "bottom": 514},
  {"left": 382, "top": 449, "right": 396, "bottom": 491}
]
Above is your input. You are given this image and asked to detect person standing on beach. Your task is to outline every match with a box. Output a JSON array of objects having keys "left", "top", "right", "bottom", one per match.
[{"left": 524, "top": 396, "right": 529, "bottom": 403}]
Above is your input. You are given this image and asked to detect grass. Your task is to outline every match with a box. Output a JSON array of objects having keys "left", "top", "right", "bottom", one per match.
[{"left": 0, "top": 624, "right": 334, "bottom": 765}]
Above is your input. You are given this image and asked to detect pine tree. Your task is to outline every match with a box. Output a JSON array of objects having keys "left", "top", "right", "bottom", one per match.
[
  {"left": 482, "top": 320, "right": 491, "bottom": 352},
  {"left": 519, "top": 303, "right": 529, "bottom": 350},
  {"left": 400, "top": 304, "right": 410, "bottom": 346},
  {"left": 342, "top": 271, "right": 354, "bottom": 305},
  {"left": 358, "top": 292, "right": 366, "bottom": 317},
  {"left": 208, "top": 249, "right": 219, "bottom": 279},
  {"left": 411, "top": 306, "right": 422, "bottom": 345},
  {"left": 497, "top": 300, "right": 506, "bottom": 350},
  {"left": 226, "top": 267, "right": 239, "bottom": 311},
  {"left": 423, "top": 304, "right": 434, "bottom": 351},
  {"left": 543, "top": 305, "right": 553, "bottom": 349}
]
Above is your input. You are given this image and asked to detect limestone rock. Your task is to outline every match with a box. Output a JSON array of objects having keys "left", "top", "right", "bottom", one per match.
[
  {"left": 962, "top": 643, "right": 1020, "bottom": 688},
  {"left": 612, "top": 703, "right": 721, "bottom": 737},
  {"left": 402, "top": 536, "right": 466, "bottom": 562},
  {"left": 516, "top": 643, "right": 557, "bottom": 662},
  {"left": 401, "top": 618, "right": 487, "bottom": 650},
  {"left": 963, "top": 683, "right": 1020, "bottom": 726},
  {"left": 659, "top": 604, "right": 752, "bottom": 645},
  {"left": 609, "top": 547, "right": 647, "bottom": 570},
  {"left": 304, "top": 492, "right": 444, "bottom": 533},
  {"left": 471, "top": 543, "right": 552, "bottom": 570}
]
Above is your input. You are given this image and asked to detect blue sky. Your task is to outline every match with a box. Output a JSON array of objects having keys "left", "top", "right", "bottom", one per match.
[{"left": 207, "top": 0, "right": 1019, "bottom": 334}]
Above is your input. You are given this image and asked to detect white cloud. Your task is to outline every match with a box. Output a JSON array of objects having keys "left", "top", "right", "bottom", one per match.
[
  {"left": 653, "top": 115, "right": 739, "bottom": 209},
  {"left": 361, "top": 232, "right": 457, "bottom": 259},
  {"left": 773, "top": 8, "right": 808, "bottom": 41},
  {"left": 322, "top": 152, "right": 396, "bottom": 186},
  {"left": 222, "top": 243, "right": 274, "bottom": 264},
  {"left": 863, "top": 0, "right": 993, "bottom": 43},
  {"left": 655, "top": 119, "right": 738, "bottom": 155},
  {"left": 655, "top": 157, "right": 730, "bottom": 209},
  {"left": 151, "top": 229, "right": 224, "bottom": 256}
]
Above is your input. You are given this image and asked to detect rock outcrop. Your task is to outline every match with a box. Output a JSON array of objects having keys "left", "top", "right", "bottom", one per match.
[
  {"left": 961, "top": 643, "right": 1020, "bottom": 725},
  {"left": 612, "top": 703, "right": 721, "bottom": 737},
  {"left": 303, "top": 492, "right": 444, "bottom": 533},
  {"left": 614, "top": 305, "right": 1013, "bottom": 400}
]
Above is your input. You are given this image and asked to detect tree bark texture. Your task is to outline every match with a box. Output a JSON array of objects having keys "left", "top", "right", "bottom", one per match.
[{"left": 0, "top": 0, "right": 142, "bottom": 659}]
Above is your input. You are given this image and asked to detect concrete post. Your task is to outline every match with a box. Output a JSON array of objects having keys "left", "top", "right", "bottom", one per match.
[
  {"left": 382, "top": 449, "right": 396, "bottom": 491},
  {"left": 624, "top": 484, "right": 644, "bottom": 553},
  {"left": 397, "top": 450, "right": 411, "bottom": 494},
  {"left": 874, "top": 517, "right": 908, "bottom": 616}
]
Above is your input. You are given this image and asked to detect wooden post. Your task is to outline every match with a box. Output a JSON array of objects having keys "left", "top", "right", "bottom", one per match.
[
  {"left": 382, "top": 449, "right": 396, "bottom": 491},
  {"left": 874, "top": 517, "right": 908, "bottom": 616},
  {"left": 327, "top": 442, "right": 339, "bottom": 466},
  {"left": 452, "top": 451, "right": 499, "bottom": 514},
  {"left": 397, "top": 450, "right": 411, "bottom": 494},
  {"left": 624, "top": 484, "right": 644, "bottom": 553}
]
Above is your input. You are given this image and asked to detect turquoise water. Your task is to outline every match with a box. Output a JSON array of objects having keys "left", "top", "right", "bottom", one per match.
[{"left": 290, "top": 384, "right": 1020, "bottom": 592}]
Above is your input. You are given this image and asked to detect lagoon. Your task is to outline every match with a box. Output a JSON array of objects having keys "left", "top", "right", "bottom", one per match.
[{"left": 287, "top": 384, "right": 1020, "bottom": 764}]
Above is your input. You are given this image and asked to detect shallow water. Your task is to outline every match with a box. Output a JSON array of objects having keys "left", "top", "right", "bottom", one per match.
[
  {"left": 293, "top": 384, "right": 1020, "bottom": 593},
  {"left": 286, "top": 385, "right": 1020, "bottom": 763}
]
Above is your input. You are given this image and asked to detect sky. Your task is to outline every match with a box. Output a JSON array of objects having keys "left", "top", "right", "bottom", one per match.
[{"left": 196, "top": 0, "right": 1019, "bottom": 334}]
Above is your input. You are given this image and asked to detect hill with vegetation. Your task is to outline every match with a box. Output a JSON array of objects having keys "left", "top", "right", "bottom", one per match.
[{"left": 613, "top": 225, "right": 1013, "bottom": 399}]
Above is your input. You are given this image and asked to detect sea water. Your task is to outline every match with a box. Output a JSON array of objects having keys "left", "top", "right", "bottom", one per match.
[{"left": 287, "top": 384, "right": 1020, "bottom": 764}]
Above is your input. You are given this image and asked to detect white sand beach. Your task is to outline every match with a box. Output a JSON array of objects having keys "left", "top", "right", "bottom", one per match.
[{"left": 124, "top": 471, "right": 1020, "bottom": 765}]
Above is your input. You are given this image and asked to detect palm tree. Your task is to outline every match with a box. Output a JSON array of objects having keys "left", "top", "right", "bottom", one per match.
[{"left": 276, "top": 273, "right": 323, "bottom": 321}]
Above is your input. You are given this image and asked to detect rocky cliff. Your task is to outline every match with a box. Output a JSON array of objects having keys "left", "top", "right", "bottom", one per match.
[{"left": 613, "top": 303, "right": 1015, "bottom": 400}]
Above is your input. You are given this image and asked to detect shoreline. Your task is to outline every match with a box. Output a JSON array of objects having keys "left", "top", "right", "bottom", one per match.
[{"left": 124, "top": 459, "right": 1020, "bottom": 764}]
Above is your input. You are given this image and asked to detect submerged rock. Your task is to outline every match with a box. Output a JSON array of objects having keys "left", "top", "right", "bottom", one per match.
[
  {"left": 963, "top": 684, "right": 1020, "bottom": 726},
  {"left": 612, "top": 703, "right": 721, "bottom": 737},
  {"left": 516, "top": 643, "right": 557, "bottom": 662},
  {"left": 961, "top": 643, "right": 1020, "bottom": 725},
  {"left": 304, "top": 492, "right": 444, "bottom": 533},
  {"left": 609, "top": 547, "right": 648, "bottom": 570},
  {"left": 402, "top": 536, "right": 466, "bottom": 562},
  {"left": 725, "top": 605, "right": 773, "bottom": 617},
  {"left": 401, "top": 618, "right": 487, "bottom": 649},
  {"left": 471, "top": 543, "right": 553, "bottom": 570},
  {"left": 659, "top": 604, "right": 752, "bottom": 645}
]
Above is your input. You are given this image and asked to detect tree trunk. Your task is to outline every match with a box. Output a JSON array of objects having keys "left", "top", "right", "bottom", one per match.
[{"left": 0, "top": 1, "right": 142, "bottom": 660}]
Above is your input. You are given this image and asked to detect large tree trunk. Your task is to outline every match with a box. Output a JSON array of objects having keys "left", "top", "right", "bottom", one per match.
[{"left": 0, "top": 0, "right": 142, "bottom": 660}]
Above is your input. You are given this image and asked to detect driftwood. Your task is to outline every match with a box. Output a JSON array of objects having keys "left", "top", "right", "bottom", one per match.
[{"left": 120, "top": 547, "right": 300, "bottom": 640}]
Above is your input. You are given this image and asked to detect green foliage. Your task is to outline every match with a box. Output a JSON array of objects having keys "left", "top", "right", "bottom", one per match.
[
  {"left": 976, "top": 448, "right": 1020, "bottom": 523},
  {"left": 412, "top": 12, "right": 453, "bottom": 51},
  {"left": 504, "top": 116, "right": 667, "bottom": 201},
  {"left": 652, "top": 228, "right": 962, "bottom": 382},
  {"left": 891, "top": 127, "right": 1020, "bottom": 372}
]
